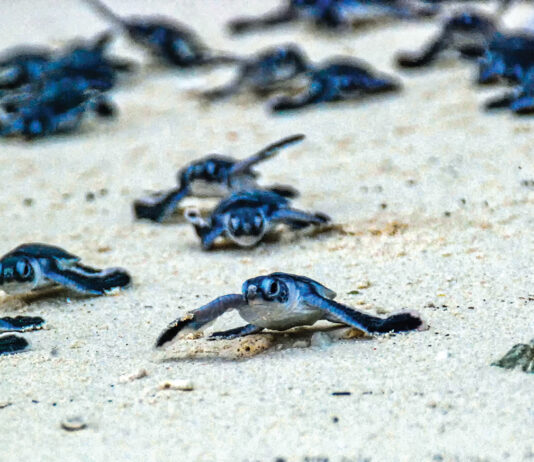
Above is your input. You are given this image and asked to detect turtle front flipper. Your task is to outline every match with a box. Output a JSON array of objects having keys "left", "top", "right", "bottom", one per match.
[
  {"left": 396, "top": 35, "right": 446, "bottom": 68},
  {"left": 0, "top": 316, "right": 45, "bottom": 333},
  {"left": 209, "top": 324, "right": 263, "bottom": 340},
  {"left": 0, "top": 334, "right": 29, "bottom": 356},
  {"left": 271, "top": 208, "right": 330, "bottom": 229},
  {"left": 228, "top": 8, "right": 297, "bottom": 35},
  {"left": 45, "top": 263, "right": 131, "bottom": 295},
  {"left": 185, "top": 208, "right": 224, "bottom": 250},
  {"left": 133, "top": 186, "right": 189, "bottom": 222},
  {"left": 202, "top": 73, "right": 247, "bottom": 101},
  {"left": 156, "top": 293, "right": 245, "bottom": 347},
  {"left": 230, "top": 134, "right": 305, "bottom": 175},
  {"left": 484, "top": 91, "right": 517, "bottom": 111},
  {"left": 304, "top": 293, "right": 425, "bottom": 334}
]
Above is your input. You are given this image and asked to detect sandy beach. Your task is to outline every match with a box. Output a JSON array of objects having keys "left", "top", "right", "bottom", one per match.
[{"left": 0, "top": 1, "right": 533, "bottom": 461}]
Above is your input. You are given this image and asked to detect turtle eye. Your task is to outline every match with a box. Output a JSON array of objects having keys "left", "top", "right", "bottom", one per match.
[
  {"left": 16, "top": 260, "right": 33, "bottom": 280},
  {"left": 268, "top": 280, "right": 280, "bottom": 297}
]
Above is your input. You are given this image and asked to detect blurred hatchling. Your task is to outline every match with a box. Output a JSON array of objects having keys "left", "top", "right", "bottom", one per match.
[
  {"left": 396, "top": 11, "right": 497, "bottom": 68},
  {"left": 0, "top": 316, "right": 45, "bottom": 356},
  {"left": 484, "top": 68, "right": 534, "bottom": 115},
  {"left": 202, "top": 44, "right": 310, "bottom": 101},
  {"left": 82, "top": 0, "right": 238, "bottom": 68},
  {"left": 0, "top": 243, "right": 131, "bottom": 295},
  {"left": 184, "top": 190, "right": 329, "bottom": 250},
  {"left": 270, "top": 58, "right": 400, "bottom": 111},
  {"left": 0, "top": 77, "right": 115, "bottom": 139},
  {"left": 134, "top": 134, "right": 303, "bottom": 222},
  {"left": 156, "top": 272, "right": 426, "bottom": 347},
  {"left": 228, "top": 0, "right": 438, "bottom": 34}
]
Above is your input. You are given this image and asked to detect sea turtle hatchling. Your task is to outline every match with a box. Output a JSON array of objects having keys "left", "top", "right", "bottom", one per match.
[
  {"left": 396, "top": 11, "right": 497, "bottom": 68},
  {"left": 156, "top": 272, "right": 426, "bottom": 347},
  {"left": 0, "top": 316, "right": 45, "bottom": 356},
  {"left": 184, "top": 190, "right": 329, "bottom": 250},
  {"left": 82, "top": 0, "right": 237, "bottom": 68},
  {"left": 133, "top": 134, "right": 304, "bottom": 223},
  {"left": 0, "top": 243, "right": 131, "bottom": 295},
  {"left": 201, "top": 44, "right": 310, "bottom": 101},
  {"left": 270, "top": 58, "right": 400, "bottom": 112}
]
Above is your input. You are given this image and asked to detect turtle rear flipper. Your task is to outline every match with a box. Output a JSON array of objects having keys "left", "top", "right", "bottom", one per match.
[
  {"left": 0, "top": 334, "right": 29, "bottom": 356},
  {"left": 0, "top": 316, "right": 45, "bottom": 332},
  {"left": 45, "top": 264, "right": 131, "bottom": 295},
  {"left": 134, "top": 187, "right": 188, "bottom": 222}
]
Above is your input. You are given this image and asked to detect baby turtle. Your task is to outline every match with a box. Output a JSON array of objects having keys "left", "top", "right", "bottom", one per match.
[
  {"left": 477, "top": 32, "right": 534, "bottom": 85},
  {"left": 228, "top": 0, "right": 437, "bottom": 34},
  {"left": 0, "top": 316, "right": 45, "bottom": 357},
  {"left": 83, "top": 0, "right": 237, "bottom": 68},
  {"left": 0, "top": 243, "right": 131, "bottom": 295},
  {"left": 202, "top": 44, "right": 310, "bottom": 101},
  {"left": 156, "top": 272, "right": 426, "bottom": 347},
  {"left": 134, "top": 134, "right": 304, "bottom": 223},
  {"left": 270, "top": 58, "right": 400, "bottom": 112},
  {"left": 0, "top": 77, "right": 115, "bottom": 139},
  {"left": 397, "top": 11, "right": 497, "bottom": 68},
  {"left": 184, "top": 190, "right": 329, "bottom": 250},
  {"left": 492, "top": 339, "right": 534, "bottom": 373}
]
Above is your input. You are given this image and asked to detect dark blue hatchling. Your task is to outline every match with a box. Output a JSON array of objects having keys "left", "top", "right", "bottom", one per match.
[
  {"left": 202, "top": 44, "right": 310, "bottom": 101},
  {"left": 477, "top": 32, "right": 534, "bottom": 85},
  {"left": 184, "top": 190, "right": 329, "bottom": 250},
  {"left": 83, "top": 0, "right": 237, "bottom": 68},
  {"left": 134, "top": 134, "right": 303, "bottom": 222},
  {"left": 270, "top": 58, "right": 400, "bottom": 111},
  {"left": 0, "top": 243, "right": 131, "bottom": 295},
  {"left": 155, "top": 272, "right": 426, "bottom": 347},
  {"left": 397, "top": 11, "right": 497, "bottom": 68},
  {"left": 228, "top": 0, "right": 437, "bottom": 34},
  {"left": 0, "top": 316, "right": 45, "bottom": 356},
  {"left": 0, "top": 77, "right": 115, "bottom": 139}
]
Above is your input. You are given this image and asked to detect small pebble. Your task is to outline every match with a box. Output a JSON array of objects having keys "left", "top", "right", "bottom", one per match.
[
  {"left": 158, "top": 380, "right": 194, "bottom": 391},
  {"left": 85, "top": 192, "right": 95, "bottom": 202},
  {"left": 119, "top": 368, "right": 148, "bottom": 384},
  {"left": 22, "top": 198, "right": 34, "bottom": 207},
  {"left": 61, "top": 416, "right": 87, "bottom": 432}
]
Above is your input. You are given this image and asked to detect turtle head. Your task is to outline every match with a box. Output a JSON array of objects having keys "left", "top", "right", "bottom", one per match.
[
  {"left": 225, "top": 208, "right": 266, "bottom": 247},
  {"left": 0, "top": 256, "right": 38, "bottom": 294},
  {"left": 242, "top": 274, "right": 289, "bottom": 305}
]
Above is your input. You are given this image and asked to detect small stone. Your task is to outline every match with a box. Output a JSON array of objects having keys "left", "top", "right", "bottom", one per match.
[
  {"left": 0, "top": 402, "right": 12, "bottom": 409},
  {"left": 85, "top": 192, "right": 95, "bottom": 202},
  {"left": 119, "top": 368, "right": 148, "bottom": 384},
  {"left": 310, "top": 332, "right": 333, "bottom": 348},
  {"left": 158, "top": 380, "right": 194, "bottom": 391},
  {"left": 22, "top": 198, "right": 34, "bottom": 207},
  {"left": 61, "top": 416, "right": 87, "bottom": 432}
]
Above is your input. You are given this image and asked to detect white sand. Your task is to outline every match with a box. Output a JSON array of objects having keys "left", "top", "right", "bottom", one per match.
[{"left": 0, "top": 1, "right": 533, "bottom": 461}]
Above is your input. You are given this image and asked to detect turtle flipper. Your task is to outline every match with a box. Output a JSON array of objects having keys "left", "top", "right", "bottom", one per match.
[
  {"left": 304, "top": 293, "right": 425, "bottom": 334},
  {"left": 271, "top": 208, "right": 330, "bottom": 229},
  {"left": 266, "top": 184, "right": 300, "bottom": 199},
  {"left": 209, "top": 324, "right": 263, "bottom": 340},
  {"left": 0, "top": 334, "right": 29, "bottom": 356},
  {"left": 184, "top": 208, "right": 224, "bottom": 250},
  {"left": 396, "top": 35, "right": 446, "bottom": 68},
  {"left": 202, "top": 73, "right": 246, "bottom": 101},
  {"left": 0, "top": 316, "right": 45, "bottom": 333},
  {"left": 484, "top": 91, "right": 516, "bottom": 111},
  {"left": 45, "top": 263, "right": 131, "bottom": 295},
  {"left": 230, "top": 134, "right": 305, "bottom": 175},
  {"left": 134, "top": 186, "right": 189, "bottom": 222},
  {"left": 156, "top": 293, "right": 245, "bottom": 347},
  {"left": 228, "top": 8, "right": 297, "bottom": 35}
]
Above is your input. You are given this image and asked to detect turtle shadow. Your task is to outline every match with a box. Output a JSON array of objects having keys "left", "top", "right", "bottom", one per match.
[{"left": 158, "top": 324, "right": 371, "bottom": 362}]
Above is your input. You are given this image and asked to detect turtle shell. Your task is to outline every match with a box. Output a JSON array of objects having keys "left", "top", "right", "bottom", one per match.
[
  {"left": 2, "top": 243, "right": 80, "bottom": 264},
  {"left": 270, "top": 272, "right": 337, "bottom": 299}
]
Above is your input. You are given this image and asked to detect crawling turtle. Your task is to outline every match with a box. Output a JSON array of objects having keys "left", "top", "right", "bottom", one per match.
[
  {"left": 0, "top": 316, "right": 45, "bottom": 356},
  {"left": 134, "top": 134, "right": 304, "bottom": 222},
  {"left": 82, "top": 0, "right": 237, "bottom": 68},
  {"left": 0, "top": 76, "right": 115, "bottom": 139},
  {"left": 270, "top": 58, "right": 400, "bottom": 111},
  {"left": 184, "top": 190, "right": 329, "bottom": 250},
  {"left": 202, "top": 44, "right": 310, "bottom": 101},
  {"left": 477, "top": 32, "right": 534, "bottom": 85},
  {"left": 156, "top": 272, "right": 426, "bottom": 347},
  {"left": 228, "top": 0, "right": 438, "bottom": 34},
  {"left": 397, "top": 10, "right": 497, "bottom": 68},
  {"left": 0, "top": 243, "right": 131, "bottom": 295}
]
